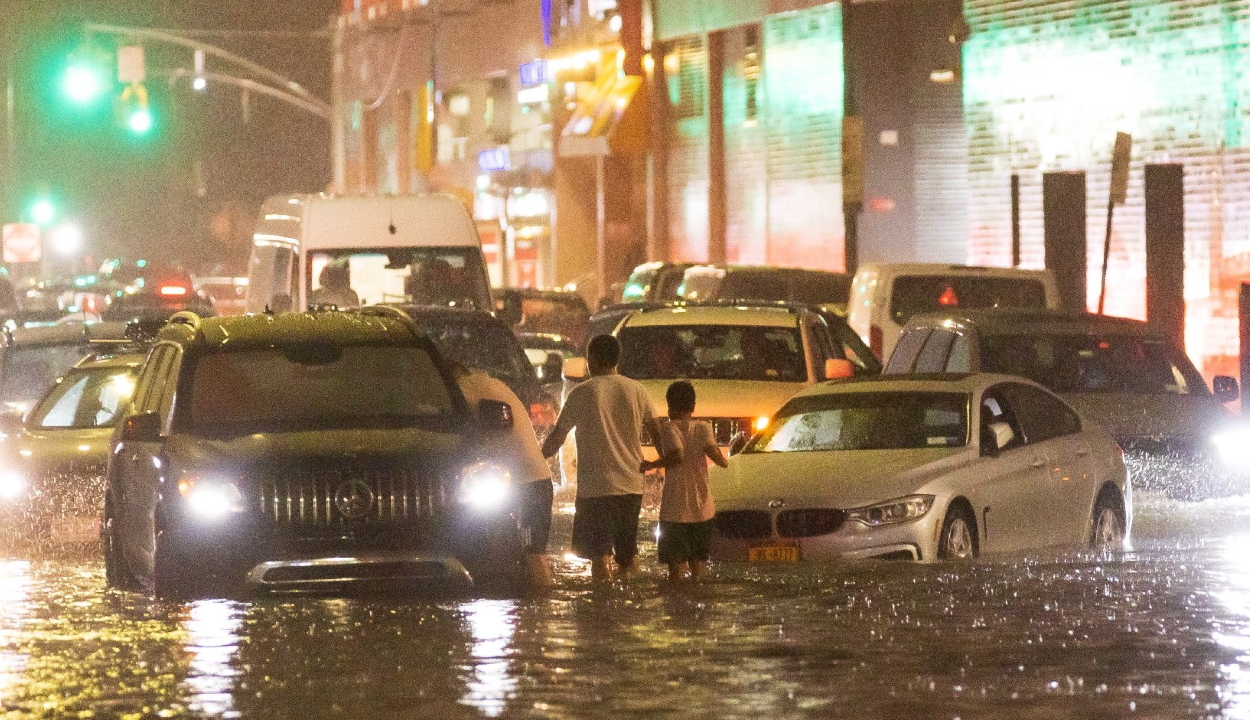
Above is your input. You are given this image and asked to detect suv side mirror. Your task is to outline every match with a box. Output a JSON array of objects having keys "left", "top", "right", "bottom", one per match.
[
  {"left": 121, "top": 411, "right": 162, "bottom": 443},
  {"left": 728, "top": 432, "right": 749, "bottom": 457},
  {"left": 563, "top": 357, "right": 589, "bottom": 381},
  {"left": 1214, "top": 375, "right": 1240, "bottom": 404},
  {"left": 0, "top": 409, "right": 22, "bottom": 436},
  {"left": 824, "top": 358, "right": 855, "bottom": 380},
  {"left": 478, "top": 399, "right": 514, "bottom": 430}
]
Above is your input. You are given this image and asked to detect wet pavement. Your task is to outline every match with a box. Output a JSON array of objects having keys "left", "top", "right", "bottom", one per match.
[{"left": 2, "top": 494, "right": 1250, "bottom": 719}]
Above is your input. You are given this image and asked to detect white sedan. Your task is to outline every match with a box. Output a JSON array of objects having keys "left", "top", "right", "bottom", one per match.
[{"left": 710, "top": 373, "right": 1131, "bottom": 562}]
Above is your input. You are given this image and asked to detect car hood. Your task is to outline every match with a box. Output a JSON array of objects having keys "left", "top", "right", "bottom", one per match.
[
  {"left": 711, "top": 446, "right": 973, "bottom": 509},
  {"left": 15, "top": 427, "right": 115, "bottom": 469},
  {"left": 1060, "top": 392, "right": 1233, "bottom": 442},
  {"left": 166, "top": 428, "right": 467, "bottom": 476},
  {"left": 637, "top": 379, "right": 807, "bottom": 420}
]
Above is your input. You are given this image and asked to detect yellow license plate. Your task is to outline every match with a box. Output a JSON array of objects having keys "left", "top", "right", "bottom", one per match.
[{"left": 748, "top": 544, "right": 798, "bottom": 562}]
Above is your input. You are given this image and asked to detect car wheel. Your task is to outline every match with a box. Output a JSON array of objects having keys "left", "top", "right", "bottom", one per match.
[
  {"left": 153, "top": 532, "right": 206, "bottom": 599},
  {"left": 102, "top": 503, "right": 138, "bottom": 591},
  {"left": 938, "top": 504, "right": 978, "bottom": 560},
  {"left": 1090, "top": 489, "right": 1125, "bottom": 550}
]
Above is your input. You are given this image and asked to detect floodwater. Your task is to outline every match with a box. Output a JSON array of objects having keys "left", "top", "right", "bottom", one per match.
[{"left": 2, "top": 494, "right": 1250, "bottom": 719}]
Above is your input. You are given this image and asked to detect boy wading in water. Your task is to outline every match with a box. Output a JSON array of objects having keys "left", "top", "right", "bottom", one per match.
[
  {"left": 542, "top": 335, "right": 659, "bottom": 582},
  {"left": 644, "top": 381, "right": 729, "bottom": 582}
]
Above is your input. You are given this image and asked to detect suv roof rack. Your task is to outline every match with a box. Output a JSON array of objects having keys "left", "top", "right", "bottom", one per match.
[{"left": 635, "top": 298, "right": 804, "bottom": 314}]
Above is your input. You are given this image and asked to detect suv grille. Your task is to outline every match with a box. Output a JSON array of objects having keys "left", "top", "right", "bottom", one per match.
[
  {"left": 713, "top": 510, "right": 773, "bottom": 540},
  {"left": 776, "top": 509, "right": 847, "bottom": 538},
  {"left": 258, "top": 462, "right": 431, "bottom": 526}
]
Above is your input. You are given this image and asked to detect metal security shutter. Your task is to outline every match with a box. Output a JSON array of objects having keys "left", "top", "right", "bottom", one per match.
[{"left": 665, "top": 36, "right": 711, "bottom": 261}]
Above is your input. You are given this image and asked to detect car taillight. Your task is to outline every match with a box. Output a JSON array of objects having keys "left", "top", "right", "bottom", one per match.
[
  {"left": 869, "top": 325, "right": 883, "bottom": 359},
  {"left": 159, "top": 285, "right": 189, "bottom": 296}
]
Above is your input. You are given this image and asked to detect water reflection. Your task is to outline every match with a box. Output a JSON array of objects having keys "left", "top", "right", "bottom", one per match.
[
  {"left": 0, "top": 560, "right": 31, "bottom": 702},
  {"left": 180, "top": 598, "right": 244, "bottom": 717},
  {"left": 459, "top": 598, "right": 519, "bottom": 717}
]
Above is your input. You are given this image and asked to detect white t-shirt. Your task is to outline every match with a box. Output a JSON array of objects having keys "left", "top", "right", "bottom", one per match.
[
  {"left": 553, "top": 373, "right": 655, "bottom": 497},
  {"left": 657, "top": 419, "right": 717, "bottom": 523},
  {"left": 456, "top": 371, "right": 552, "bottom": 483}
]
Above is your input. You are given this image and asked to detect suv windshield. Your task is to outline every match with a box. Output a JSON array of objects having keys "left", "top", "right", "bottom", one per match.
[
  {"left": 308, "top": 248, "right": 490, "bottom": 310},
  {"left": 618, "top": 324, "right": 806, "bottom": 382},
  {"left": 750, "top": 392, "right": 969, "bottom": 453},
  {"left": 28, "top": 366, "right": 139, "bottom": 429},
  {"left": 181, "top": 344, "right": 457, "bottom": 434},
  {"left": 890, "top": 276, "right": 1047, "bottom": 323},
  {"left": 980, "top": 333, "right": 1207, "bottom": 395}
]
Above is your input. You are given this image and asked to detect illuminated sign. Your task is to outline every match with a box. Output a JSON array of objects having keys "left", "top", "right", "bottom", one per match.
[
  {"left": 478, "top": 147, "right": 511, "bottom": 172},
  {"left": 517, "top": 84, "right": 550, "bottom": 105},
  {"left": 520, "top": 60, "right": 550, "bottom": 87},
  {"left": 2, "top": 223, "right": 40, "bottom": 264}
]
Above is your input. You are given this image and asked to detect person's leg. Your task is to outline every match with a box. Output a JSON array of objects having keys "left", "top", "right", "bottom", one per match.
[
  {"left": 689, "top": 561, "right": 708, "bottom": 580},
  {"left": 573, "top": 496, "right": 613, "bottom": 582},
  {"left": 591, "top": 555, "right": 613, "bottom": 582},
  {"left": 688, "top": 520, "right": 713, "bottom": 582},
  {"left": 668, "top": 561, "right": 690, "bottom": 582},
  {"left": 520, "top": 479, "right": 555, "bottom": 587},
  {"left": 613, "top": 494, "right": 644, "bottom": 577}
]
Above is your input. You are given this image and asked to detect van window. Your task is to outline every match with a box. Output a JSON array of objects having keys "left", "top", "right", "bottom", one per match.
[
  {"left": 914, "top": 331, "right": 956, "bottom": 373},
  {"left": 979, "top": 333, "right": 1207, "bottom": 395},
  {"left": 248, "top": 242, "right": 296, "bottom": 313},
  {"left": 883, "top": 328, "right": 932, "bottom": 374},
  {"left": 889, "top": 276, "right": 1048, "bottom": 324},
  {"left": 307, "top": 247, "right": 490, "bottom": 310},
  {"left": 945, "top": 333, "right": 973, "bottom": 373}
]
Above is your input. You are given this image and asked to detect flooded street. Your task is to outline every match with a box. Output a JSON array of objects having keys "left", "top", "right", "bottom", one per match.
[{"left": 1, "top": 494, "right": 1249, "bottom": 719}]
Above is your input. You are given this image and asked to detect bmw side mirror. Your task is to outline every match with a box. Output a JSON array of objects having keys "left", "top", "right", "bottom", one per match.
[
  {"left": 478, "top": 399, "right": 514, "bottom": 431},
  {"left": 1214, "top": 375, "right": 1240, "bottom": 404},
  {"left": 728, "top": 432, "right": 749, "bottom": 457},
  {"left": 0, "top": 409, "right": 22, "bottom": 436},
  {"left": 121, "top": 411, "right": 162, "bottom": 443}
]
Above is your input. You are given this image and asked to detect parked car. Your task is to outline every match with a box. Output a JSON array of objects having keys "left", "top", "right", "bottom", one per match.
[
  {"left": 0, "top": 344, "right": 147, "bottom": 549},
  {"left": 567, "top": 303, "right": 876, "bottom": 450},
  {"left": 103, "top": 310, "right": 530, "bottom": 597},
  {"left": 620, "top": 262, "right": 698, "bottom": 305},
  {"left": 884, "top": 309, "right": 1242, "bottom": 498},
  {"left": 495, "top": 287, "right": 590, "bottom": 348},
  {"left": 847, "top": 263, "right": 1062, "bottom": 361},
  {"left": 677, "top": 265, "right": 852, "bottom": 314},
  {"left": 710, "top": 373, "right": 1130, "bottom": 563},
  {"left": 192, "top": 276, "right": 250, "bottom": 316},
  {"left": 517, "top": 332, "right": 579, "bottom": 383},
  {"left": 0, "top": 321, "right": 132, "bottom": 416},
  {"left": 102, "top": 276, "right": 216, "bottom": 324}
]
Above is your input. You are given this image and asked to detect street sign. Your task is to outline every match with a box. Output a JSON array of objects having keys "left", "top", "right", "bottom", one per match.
[
  {"left": 3, "top": 223, "right": 42, "bottom": 263},
  {"left": 1110, "top": 131, "right": 1132, "bottom": 205},
  {"left": 118, "top": 45, "right": 146, "bottom": 84}
]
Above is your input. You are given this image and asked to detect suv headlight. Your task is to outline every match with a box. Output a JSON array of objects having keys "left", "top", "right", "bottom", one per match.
[
  {"left": 178, "top": 476, "right": 245, "bottom": 520},
  {"left": 1212, "top": 426, "right": 1250, "bottom": 469},
  {"left": 0, "top": 469, "right": 25, "bottom": 501},
  {"left": 847, "top": 495, "right": 934, "bottom": 527},
  {"left": 458, "top": 462, "right": 511, "bottom": 511}
]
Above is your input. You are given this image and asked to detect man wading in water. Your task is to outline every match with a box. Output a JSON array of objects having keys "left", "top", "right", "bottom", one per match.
[{"left": 542, "top": 335, "right": 659, "bottom": 582}]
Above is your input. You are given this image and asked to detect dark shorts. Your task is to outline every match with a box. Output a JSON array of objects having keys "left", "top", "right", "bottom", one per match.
[
  {"left": 657, "top": 520, "right": 713, "bottom": 564},
  {"left": 571, "top": 494, "right": 644, "bottom": 563},
  {"left": 521, "top": 480, "right": 554, "bottom": 554}
]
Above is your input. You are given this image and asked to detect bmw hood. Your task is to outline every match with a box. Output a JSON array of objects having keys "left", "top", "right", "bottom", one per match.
[
  {"left": 637, "top": 379, "right": 807, "bottom": 422},
  {"left": 1060, "top": 392, "right": 1233, "bottom": 445},
  {"left": 712, "top": 447, "right": 974, "bottom": 510}
]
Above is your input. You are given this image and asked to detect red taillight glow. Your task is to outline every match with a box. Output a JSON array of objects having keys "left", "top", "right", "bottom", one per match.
[
  {"left": 938, "top": 286, "right": 959, "bottom": 306},
  {"left": 159, "top": 285, "right": 189, "bottom": 296}
]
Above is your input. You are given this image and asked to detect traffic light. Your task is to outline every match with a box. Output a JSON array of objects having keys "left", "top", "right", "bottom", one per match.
[
  {"left": 30, "top": 197, "right": 56, "bottom": 226},
  {"left": 119, "top": 83, "right": 153, "bottom": 135},
  {"left": 63, "top": 62, "right": 105, "bottom": 105}
]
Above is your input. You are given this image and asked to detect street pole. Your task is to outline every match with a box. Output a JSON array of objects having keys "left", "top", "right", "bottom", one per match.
[
  {"left": 3, "top": 16, "right": 17, "bottom": 222},
  {"left": 841, "top": 0, "right": 862, "bottom": 275}
]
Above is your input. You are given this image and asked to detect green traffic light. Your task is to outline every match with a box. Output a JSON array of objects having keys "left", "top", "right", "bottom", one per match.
[
  {"left": 31, "top": 198, "right": 55, "bottom": 225},
  {"left": 128, "top": 108, "right": 153, "bottom": 134},
  {"left": 64, "top": 64, "right": 105, "bottom": 105}
]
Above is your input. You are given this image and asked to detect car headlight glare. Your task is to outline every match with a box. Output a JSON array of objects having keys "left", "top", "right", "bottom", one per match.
[
  {"left": 458, "top": 462, "right": 511, "bottom": 511},
  {"left": 0, "top": 470, "right": 25, "bottom": 501},
  {"left": 1211, "top": 426, "right": 1250, "bottom": 469},
  {"left": 178, "top": 477, "right": 244, "bottom": 519},
  {"left": 848, "top": 494, "right": 934, "bottom": 527}
]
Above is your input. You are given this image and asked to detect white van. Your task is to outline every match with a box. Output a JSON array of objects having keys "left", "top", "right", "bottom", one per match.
[
  {"left": 847, "top": 263, "right": 1062, "bottom": 361},
  {"left": 246, "top": 194, "right": 491, "bottom": 314}
]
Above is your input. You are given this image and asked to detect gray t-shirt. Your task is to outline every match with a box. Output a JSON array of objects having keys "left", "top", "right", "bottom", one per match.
[{"left": 553, "top": 373, "right": 655, "bottom": 498}]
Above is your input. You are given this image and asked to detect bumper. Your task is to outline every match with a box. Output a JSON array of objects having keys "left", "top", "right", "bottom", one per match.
[
  {"left": 710, "top": 509, "right": 942, "bottom": 563},
  {"left": 159, "top": 509, "right": 525, "bottom": 592}
]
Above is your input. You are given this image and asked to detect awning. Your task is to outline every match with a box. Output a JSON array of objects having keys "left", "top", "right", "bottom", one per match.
[{"left": 558, "top": 73, "right": 647, "bottom": 158}]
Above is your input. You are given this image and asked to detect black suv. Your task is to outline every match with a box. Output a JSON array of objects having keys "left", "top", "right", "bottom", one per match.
[{"left": 103, "top": 310, "right": 525, "bottom": 597}]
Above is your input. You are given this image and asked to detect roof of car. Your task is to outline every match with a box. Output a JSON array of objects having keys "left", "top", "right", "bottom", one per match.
[
  {"left": 792, "top": 372, "right": 1048, "bottom": 400},
  {"left": 904, "top": 309, "right": 1159, "bottom": 337},
  {"left": 155, "top": 311, "right": 422, "bottom": 348},
  {"left": 73, "top": 348, "right": 150, "bottom": 370},
  {"left": 622, "top": 303, "right": 803, "bottom": 328},
  {"left": 3, "top": 321, "right": 131, "bottom": 348},
  {"left": 853, "top": 262, "right": 1055, "bottom": 277},
  {"left": 379, "top": 304, "right": 504, "bottom": 326}
]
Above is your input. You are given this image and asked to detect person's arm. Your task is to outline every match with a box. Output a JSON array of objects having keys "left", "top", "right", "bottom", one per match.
[
  {"left": 642, "top": 422, "right": 684, "bottom": 472},
  {"left": 703, "top": 422, "right": 730, "bottom": 468},
  {"left": 541, "top": 391, "right": 577, "bottom": 458}
]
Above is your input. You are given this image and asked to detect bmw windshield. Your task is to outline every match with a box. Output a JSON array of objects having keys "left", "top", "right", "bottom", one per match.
[
  {"left": 178, "top": 344, "right": 459, "bottom": 434},
  {"left": 750, "top": 392, "right": 969, "bottom": 453}
]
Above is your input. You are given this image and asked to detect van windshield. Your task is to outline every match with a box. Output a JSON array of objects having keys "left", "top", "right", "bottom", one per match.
[
  {"left": 890, "top": 276, "right": 1047, "bottom": 324},
  {"left": 307, "top": 247, "right": 490, "bottom": 310},
  {"left": 980, "top": 333, "right": 1208, "bottom": 395}
]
